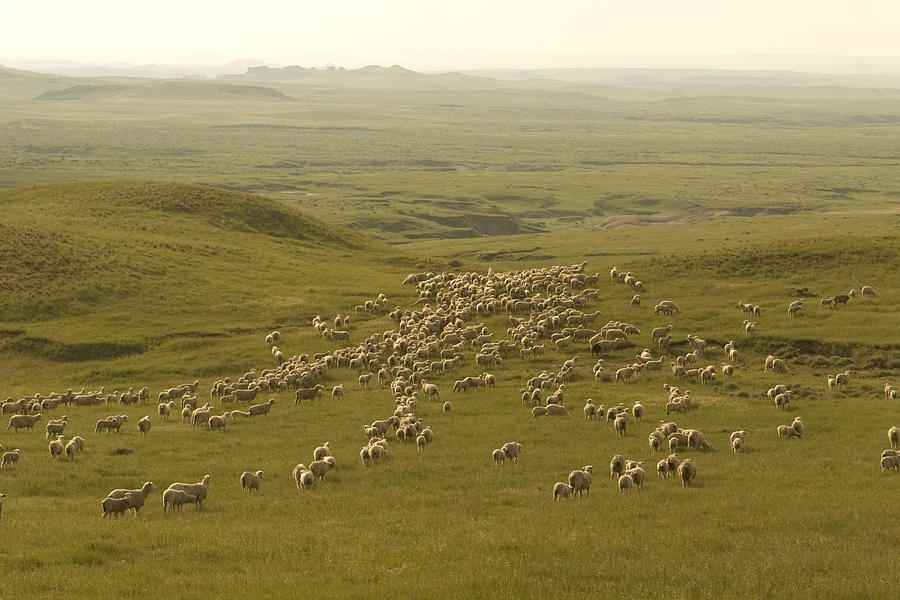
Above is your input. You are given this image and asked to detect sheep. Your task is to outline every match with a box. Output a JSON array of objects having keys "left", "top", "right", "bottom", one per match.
[
  {"left": 777, "top": 425, "right": 801, "bottom": 439},
  {"left": 108, "top": 482, "right": 157, "bottom": 515},
  {"left": 835, "top": 371, "right": 851, "bottom": 389},
  {"left": 313, "top": 442, "right": 332, "bottom": 461},
  {"left": 609, "top": 454, "right": 625, "bottom": 479},
  {"left": 568, "top": 465, "right": 593, "bottom": 497},
  {"left": 248, "top": 398, "right": 276, "bottom": 417},
  {"left": 43, "top": 415, "right": 68, "bottom": 438},
  {"left": 360, "top": 446, "right": 372, "bottom": 467},
  {"left": 631, "top": 294, "right": 641, "bottom": 308},
  {"left": 415, "top": 434, "right": 427, "bottom": 451},
  {"left": 7, "top": 413, "right": 42, "bottom": 433},
  {"left": 207, "top": 415, "right": 227, "bottom": 432},
  {"left": 730, "top": 431, "right": 747, "bottom": 444},
  {"left": 618, "top": 473, "right": 634, "bottom": 493},
  {"left": 101, "top": 492, "right": 134, "bottom": 518},
  {"left": 543, "top": 404, "right": 569, "bottom": 417},
  {"left": 687, "top": 335, "right": 708, "bottom": 354},
  {"left": 240, "top": 471, "right": 263, "bottom": 493},
  {"left": 649, "top": 432, "right": 663, "bottom": 452},
  {"left": 358, "top": 373, "right": 373, "bottom": 390},
  {"left": 615, "top": 367, "right": 637, "bottom": 383},
  {"left": 677, "top": 458, "right": 696, "bottom": 487},
  {"left": 64, "top": 439, "right": 78, "bottom": 460},
  {"left": 890, "top": 427, "right": 900, "bottom": 449},
  {"left": 791, "top": 417, "right": 804, "bottom": 437},
  {"left": 657, "top": 459, "right": 669, "bottom": 478},
  {"left": 651, "top": 325, "right": 674, "bottom": 342},
  {"left": 443, "top": 401, "right": 452, "bottom": 413},
  {"left": 137, "top": 415, "right": 151, "bottom": 437},
  {"left": 309, "top": 458, "right": 335, "bottom": 481},
  {"left": 881, "top": 455, "right": 899, "bottom": 472},
  {"left": 774, "top": 392, "right": 792, "bottom": 411},
  {"left": 553, "top": 482, "right": 573, "bottom": 500},
  {"left": 771, "top": 359, "right": 788, "bottom": 374},
  {"left": 492, "top": 448, "right": 506, "bottom": 465},
  {"left": 95, "top": 415, "right": 127, "bottom": 434},
  {"left": 292, "top": 464, "right": 315, "bottom": 491},
  {"left": 502, "top": 442, "right": 522, "bottom": 463},
  {"left": 49, "top": 435, "right": 65, "bottom": 459},
  {"left": 862, "top": 285, "right": 876, "bottom": 296},
  {"left": 1, "top": 448, "right": 21, "bottom": 468},
  {"left": 820, "top": 297, "right": 834, "bottom": 309},
  {"left": 166, "top": 474, "right": 211, "bottom": 508},
  {"left": 614, "top": 413, "right": 627, "bottom": 436},
  {"left": 163, "top": 489, "right": 197, "bottom": 513},
  {"left": 584, "top": 400, "right": 598, "bottom": 420},
  {"left": 732, "top": 437, "right": 743, "bottom": 453},
  {"left": 687, "top": 430, "right": 712, "bottom": 451},
  {"left": 158, "top": 401, "right": 175, "bottom": 421},
  {"left": 885, "top": 384, "right": 896, "bottom": 399},
  {"left": 295, "top": 385, "right": 324, "bottom": 404},
  {"left": 788, "top": 303, "right": 801, "bottom": 318}
]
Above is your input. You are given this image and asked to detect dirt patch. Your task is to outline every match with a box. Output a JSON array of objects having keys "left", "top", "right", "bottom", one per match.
[{"left": 598, "top": 206, "right": 805, "bottom": 230}]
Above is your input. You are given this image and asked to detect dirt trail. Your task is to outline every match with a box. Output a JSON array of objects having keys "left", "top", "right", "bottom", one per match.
[{"left": 598, "top": 206, "right": 802, "bottom": 230}]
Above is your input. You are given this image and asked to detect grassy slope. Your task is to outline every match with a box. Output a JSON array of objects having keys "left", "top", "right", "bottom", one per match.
[{"left": 1, "top": 188, "right": 899, "bottom": 597}]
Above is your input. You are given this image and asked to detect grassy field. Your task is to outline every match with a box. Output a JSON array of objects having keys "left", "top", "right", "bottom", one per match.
[{"left": 1, "top": 66, "right": 900, "bottom": 598}]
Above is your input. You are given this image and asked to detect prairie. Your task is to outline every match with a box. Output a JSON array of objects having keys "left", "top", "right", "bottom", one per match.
[{"left": 0, "top": 65, "right": 899, "bottom": 599}]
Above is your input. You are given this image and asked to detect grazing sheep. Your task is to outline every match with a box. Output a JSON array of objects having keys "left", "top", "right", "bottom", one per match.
[
  {"left": 7, "top": 413, "right": 42, "bottom": 433},
  {"left": 240, "top": 471, "right": 263, "bottom": 493},
  {"left": 553, "top": 482, "right": 573, "bottom": 501},
  {"left": 163, "top": 489, "right": 196, "bottom": 513},
  {"left": 568, "top": 465, "right": 593, "bottom": 497},
  {"left": 835, "top": 371, "right": 851, "bottom": 389},
  {"left": 730, "top": 431, "right": 747, "bottom": 445},
  {"left": 492, "top": 449, "right": 506, "bottom": 465},
  {"left": 890, "top": 426, "right": 900, "bottom": 449},
  {"left": 687, "top": 430, "right": 712, "bottom": 451},
  {"left": 137, "top": 416, "right": 151, "bottom": 437},
  {"left": 545, "top": 404, "right": 569, "bottom": 417},
  {"left": 442, "top": 401, "right": 452, "bottom": 413},
  {"left": 49, "top": 435, "right": 65, "bottom": 459},
  {"left": 207, "top": 415, "right": 226, "bottom": 432},
  {"left": 1, "top": 449, "right": 21, "bottom": 468},
  {"left": 791, "top": 417, "right": 804, "bottom": 437},
  {"left": 309, "top": 458, "right": 334, "bottom": 481},
  {"left": 108, "top": 482, "right": 157, "bottom": 515},
  {"left": 292, "top": 464, "right": 315, "bottom": 491},
  {"left": 677, "top": 458, "right": 696, "bottom": 487},
  {"left": 584, "top": 400, "right": 598, "bottom": 420},
  {"left": 881, "top": 455, "right": 899, "bottom": 471},
  {"left": 618, "top": 473, "right": 634, "bottom": 493},
  {"left": 502, "top": 442, "right": 522, "bottom": 463},
  {"left": 45, "top": 415, "right": 68, "bottom": 439},
  {"left": 862, "top": 285, "right": 876, "bottom": 296},
  {"left": 331, "top": 385, "right": 344, "bottom": 400},
  {"left": 166, "top": 475, "right": 211, "bottom": 509},
  {"left": 101, "top": 492, "right": 133, "bottom": 518},
  {"left": 777, "top": 425, "right": 801, "bottom": 439},
  {"left": 631, "top": 294, "right": 641, "bottom": 308}
]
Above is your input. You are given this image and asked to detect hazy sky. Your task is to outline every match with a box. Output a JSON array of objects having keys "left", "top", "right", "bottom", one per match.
[{"left": 2, "top": 0, "right": 899, "bottom": 69}]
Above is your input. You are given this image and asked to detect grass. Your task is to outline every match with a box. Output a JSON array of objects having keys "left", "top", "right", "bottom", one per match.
[{"left": 1, "top": 66, "right": 900, "bottom": 598}]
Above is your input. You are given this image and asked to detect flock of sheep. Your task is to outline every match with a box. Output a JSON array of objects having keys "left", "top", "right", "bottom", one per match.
[{"left": 0, "top": 261, "right": 892, "bottom": 519}]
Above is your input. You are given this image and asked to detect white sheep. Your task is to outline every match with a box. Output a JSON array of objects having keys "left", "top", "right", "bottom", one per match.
[
  {"left": 207, "top": 415, "right": 227, "bottom": 432},
  {"left": 609, "top": 454, "right": 625, "bottom": 479},
  {"left": 777, "top": 425, "right": 801, "bottom": 439},
  {"left": 656, "top": 459, "right": 669, "bottom": 478},
  {"left": 568, "top": 465, "right": 593, "bottom": 497},
  {"left": 502, "top": 442, "right": 522, "bottom": 463},
  {"left": 552, "top": 482, "right": 573, "bottom": 501},
  {"left": 677, "top": 458, "right": 696, "bottom": 486},
  {"left": 862, "top": 285, "right": 876, "bottom": 296},
  {"left": 49, "top": 435, "right": 65, "bottom": 459},
  {"left": 248, "top": 398, "right": 276, "bottom": 417},
  {"left": 137, "top": 416, "right": 151, "bottom": 437},
  {"left": 1, "top": 448, "right": 21, "bottom": 468},
  {"left": 442, "top": 401, "right": 452, "bottom": 413},
  {"left": 628, "top": 466, "right": 646, "bottom": 488},
  {"left": 108, "top": 482, "right": 157, "bottom": 515},
  {"left": 309, "top": 458, "right": 334, "bottom": 481},
  {"left": 166, "top": 475, "right": 211, "bottom": 508},
  {"left": 890, "top": 426, "right": 900, "bottom": 449},
  {"left": 632, "top": 402, "right": 644, "bottom": 421},
  {"left": 313, "top": 442, "right": 332, "bottom": 461},
  {"left": 791, "top": 417, "right": 804, "bottom": 436},
  {"left": 101, "top": 492, "right": 133, "bottom": 517},
  {"left": 331, "top": 385, "right": 344, "bottom": 400},
  {"left": 617, "top": 473, "right": 634, "bottom": 493},
  {"left": 240, "top": 470, "right": 263, "bottom": 493},
  {"left": 492, "top": 448, "right": 506, "bottom": 465},
  {"left": 163, "top": 488, "right": 197, "bottom": 513},
  {"left": 731, "top": 437, "right": 743, "bottom": 453}
]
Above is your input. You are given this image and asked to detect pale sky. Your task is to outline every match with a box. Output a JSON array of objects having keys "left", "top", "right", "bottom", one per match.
[{"left": 2, "top": 0, "right": 899, "bottom": 70}]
